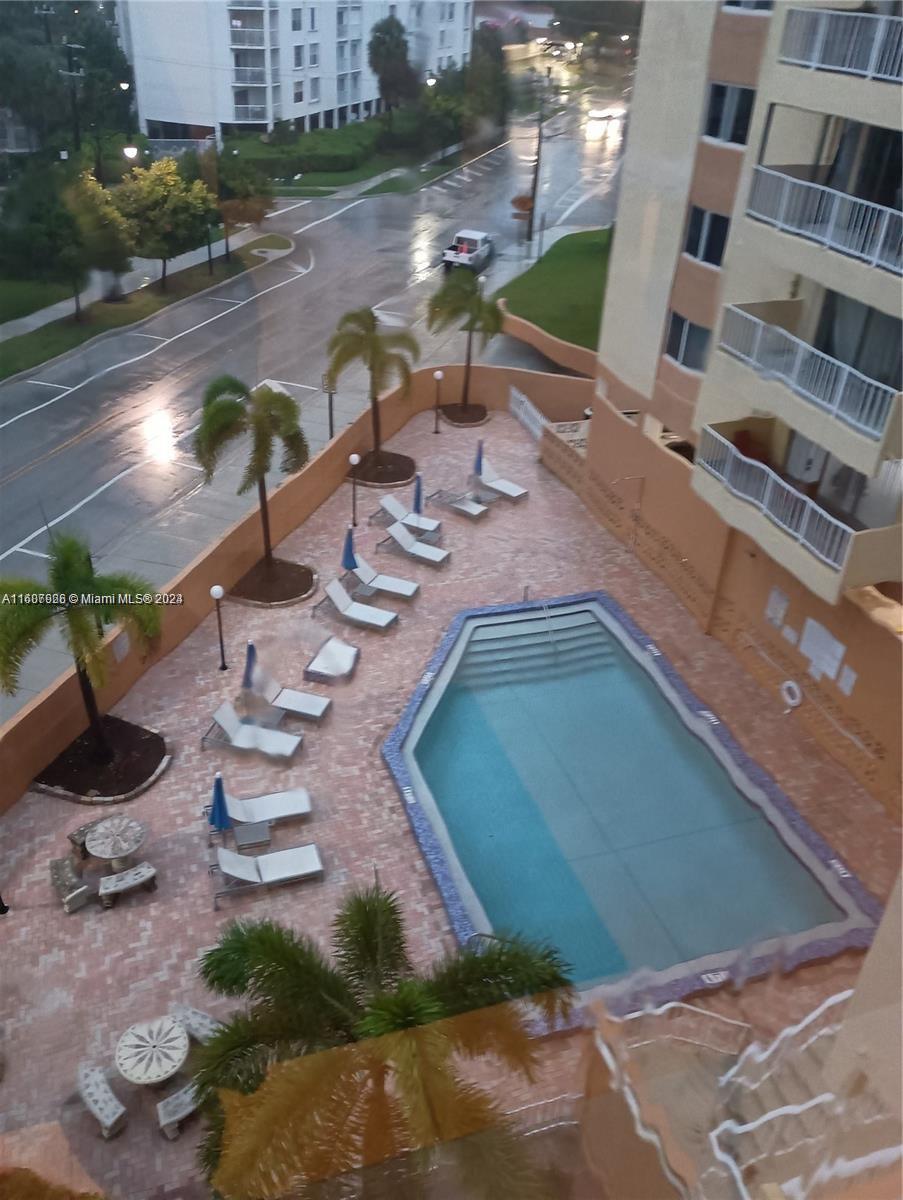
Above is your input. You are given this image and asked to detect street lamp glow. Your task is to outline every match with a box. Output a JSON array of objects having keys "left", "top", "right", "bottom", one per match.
[
  {"left": 535, "top": 36, "right": 547, "bottom": 45},
  {"left": 564, "top": 41, "right": 575, "bottom": 50},
  {"left": 118, "top": 81, "right": 130, "bottom": 91},
  {"left": 620, "top": 33, "right": 630, "bottom": 42},
  {"left": 426, "top": 75, "right": 437, "bottom": 87},
  {"left": 123, "top": 144, "right": 139, "bottom": 160}
]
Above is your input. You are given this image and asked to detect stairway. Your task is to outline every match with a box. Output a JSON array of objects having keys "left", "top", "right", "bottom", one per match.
[{"left": 454, "top": 608, "right": 616, "bottom": 689}]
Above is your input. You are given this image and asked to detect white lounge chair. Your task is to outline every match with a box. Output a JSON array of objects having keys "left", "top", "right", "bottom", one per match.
[
  {"left": 325, "top": 579, "right": 398, "bottom": 630},
  {"left": 378, "top": 494, "right": 441, "bottom": 534},
  {"left": 212, "top": 843, "right": 324, "bottom": 908},
  {"left": 382, "top": 522, "right": 450, "bottom": 566},
  {"left": 477, "top": 456, "right": 528, "bottom": 501},
  {"left": 214, "top": 784, "right": 312, "bottom": 826},
  {"left": 254, "top": 671, "right": 332, "bottom": 722},
  {"left": 203, "top": 702, "right": 302, "bottom": 759},
  {"left": 352, "top": 553, "right": 419, "bottom": 599},
  {"left": 428, "top": 489, "right": 489, "bottom": 520},
  {"left": 304, "top": 635, "right": 359, "bottom": 683}
]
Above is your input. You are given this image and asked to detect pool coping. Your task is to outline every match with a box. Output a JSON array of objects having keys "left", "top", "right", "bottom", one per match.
[{"left": 381, "top": 591, "right": 882, "bottom": 1013}]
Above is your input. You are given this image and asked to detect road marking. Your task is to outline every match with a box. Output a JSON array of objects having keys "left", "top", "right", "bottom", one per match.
[
  {"left": 556, "top": 185, "right": 606, "bottom": 225},
  {"left": 25, "top": 380, "right": 69, "bottom": 390},
  {"left": 265, "top": 378, "right": 319, "bottom": 391},
  {"left": 131, "top": 332, "right": 168, "bottom": 340},
  {"left": 443, "top": 179, "right": 462, "bottom": 189},
  {"left": 267, "top": 199, "right": 312, "bottom": 216},
  {"left": 293, "top": 199, "right": 364, "bottom": 235},
  {"left": 16, "top": 547, "right": 51, "bottom": 559},
  {"left": 202, "top": 296, "right": 243, "bottom": 305},
  {"left": 173, "top": 458, "right": 205, "bottom": 472}
]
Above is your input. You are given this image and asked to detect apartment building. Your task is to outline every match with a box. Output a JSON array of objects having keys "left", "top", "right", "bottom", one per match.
[
  {"left": 117, "top": 0, "right": 473, "bottom": 139},
  {"left": 584, "top": 0, "right": 902, "bottom": 811}
]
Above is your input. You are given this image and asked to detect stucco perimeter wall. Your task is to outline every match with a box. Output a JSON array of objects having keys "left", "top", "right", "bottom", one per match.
[
  {"left": 498, "top": 302, "right": 598, "bottom": 378},
  {"left": 0, "top": 364, "right": 579, "bottom": 815}
]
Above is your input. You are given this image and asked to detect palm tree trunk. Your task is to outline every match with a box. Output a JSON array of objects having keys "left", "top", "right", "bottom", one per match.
[
  {"left": 462, "top": 326, "right": 474, "bottom": 410},
  {"left": 160, "top": 257, "right": 168, "bottom": 291},
  {"left": 257, "top": 476, "right": 273, "bottom": 565},
  {"left": 370, "top": 388, "right": 383, "bottom": 459},
  {"left": 75, "top": 662, "right": 113, "bottom": 763}
]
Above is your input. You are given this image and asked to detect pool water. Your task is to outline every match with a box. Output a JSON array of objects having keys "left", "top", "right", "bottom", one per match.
[{"left": 412, "top": 608, "right": 845, "bottom": 987}]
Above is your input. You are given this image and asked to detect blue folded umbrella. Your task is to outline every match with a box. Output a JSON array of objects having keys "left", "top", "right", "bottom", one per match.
[
  {"left": 341, "top": 526, "right": 357, "bottom": 572},
  {"left": 209, "top": 773, "right": 231, "bottom": 834},
  {"left": 474, "top": 440, "right": 484, "bottom": 476},
  {"left": 241, "top": 640, "right": 257, "bottom": 691},
  {"left": 412, "top": 473, "right": 423, "bottom": 515}
]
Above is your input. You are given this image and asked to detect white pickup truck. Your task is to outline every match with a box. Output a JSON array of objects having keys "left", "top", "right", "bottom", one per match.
[{"left": 442, "top": 229, "right": 494, "bottom": 273}]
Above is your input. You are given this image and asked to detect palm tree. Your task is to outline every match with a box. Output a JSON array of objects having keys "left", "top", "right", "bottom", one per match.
[
  {"left": 194, "top": 884, "right": 573, "bottom": 1197},
  {"left": 193, "top": 376, "right": 310, "bottom": 566},
  {"left": 327, "top": 308, "right": 420, "bottom": 464},
  {"left": 427, "top": 272, "right": 503, "bottom": 417},
  {"left": 0, "top": 533, "right": 160, "bottom": 763}
]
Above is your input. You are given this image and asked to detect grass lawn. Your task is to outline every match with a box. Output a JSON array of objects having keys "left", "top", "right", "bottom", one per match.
[
  {"left": 497, "top": 228, "right": 612, "bottom": 349},
  {"left": 0, "top": 235, "right": 291, "bottom": 382},
  {"left": 246, "top": 149, "right": 427, "bottom": 190},
  {"left": 0, "top": 278, "right": 74, "bottom": 324},
  {"left": 361, "top": 154, "right": 462, "bottom": 196},
  {"left": 274, "top": 186, "right": 338, "bottom": 197}
]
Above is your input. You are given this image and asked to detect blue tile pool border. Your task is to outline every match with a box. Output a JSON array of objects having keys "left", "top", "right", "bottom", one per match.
[{"left": 381, "top": 591, "right": 882, "bottom": 1011}]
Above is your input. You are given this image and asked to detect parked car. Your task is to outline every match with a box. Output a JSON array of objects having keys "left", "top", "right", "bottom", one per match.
[{"left": 442, "top": 229, "right": 494, "bottom": 273}]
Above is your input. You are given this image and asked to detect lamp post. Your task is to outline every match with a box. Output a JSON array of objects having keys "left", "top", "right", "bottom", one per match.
[
  {"left": 526, "top": 77, "right": 545, "bottom": 244},
  {"left": 210, "top": 584, "right": 228, "bottom": 670},
  {"left": 432, "top": 369, "right": 444, "bottom": 433},
  {"left": 322, "top": 372, "right": 335, "bottom": 440},
  {"left": 348, "top": 453, "right": 361, "bottom": 527}
]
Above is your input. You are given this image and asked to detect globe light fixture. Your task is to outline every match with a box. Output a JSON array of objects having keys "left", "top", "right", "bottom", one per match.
[
  {"left": 426, "top": 75, "right": 437, "bottom": 87},
  {"left": 123, "top": 145, "right": 139, "bottom": 160},
  {"left": 620, "top": 33, "right": 630, "bottom": 42},
  {"left": 349, "top": 453, "right": 361, "bottom": 526}
]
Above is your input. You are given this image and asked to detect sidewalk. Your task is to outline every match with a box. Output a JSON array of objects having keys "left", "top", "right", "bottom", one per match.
[{"left": 0, "top": 225, "right": 262, "bottom": 343}]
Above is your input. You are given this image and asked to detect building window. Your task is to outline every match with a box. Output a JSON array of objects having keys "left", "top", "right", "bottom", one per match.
[
  {"left": 337, "top": 43, "right": 346, "bottom": 66},
  {"left": 665, "top": 312, "right": 711, "bottom": 371},
  {"left": 309, "top": 42, "right": 319, "bottom": 66},
  {"left": 462, "top": 50, "right": 469, "bottom": 65},
  {"left": 309, "top": 5, "right": 317, "bottom": 31},
  {"left": 310, "top": 76, "right": 320, "bottom": 101},
  {"left": 436, "top": 56, "right": 443, "bottom": 70},
  {"left": 447, "top": 2, "right": 456, "bottom": 17},
  {"left": 293, "top": 44, "right": 304, "bottom": 68},
  {"left": 291, "top": 7, "right": 302, "bottom": 31},
  {"left": 724, "top": 1, "right": 773, "bottom": 9},
  {"left": 439, "top": 27, "right": 446, "bottom": 46},
  {"left": 294, "top": 80, "right": 304, "bottom": 103},
  {"left": 389, "top": 4, "right": 396, "bottom": 16},
  {"left": 704, "top": 83, "right": 755, "bottom": 145},
  {"left": 684, "top": 206, "right": 730, "bottom": 266},
  {"left": 463, "top": 1, "right": 470, "bottom": 25}
]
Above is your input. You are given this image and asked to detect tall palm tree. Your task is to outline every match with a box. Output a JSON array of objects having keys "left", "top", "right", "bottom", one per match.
[
  {"left": 427, "top": 272, "right": 503, "bottom": 415},
  {"left": 0, "top": 533, "right": 160, "bottom": 763},
  {"left": 193, "top": 376, "right": 310, "bottom": 566},
  {"left": 327, "top": 308, "right": 420, "bottom": 462},
  {"left": 194, "top": 884, "right": 573, "bottom": 1198}
]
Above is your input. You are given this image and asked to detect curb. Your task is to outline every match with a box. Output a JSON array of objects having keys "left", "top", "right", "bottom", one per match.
[
  {"left": 227, "top": 566, "right": 319, "bottom": 609},
  {"left": 0, "top": 236, "right": 295, "bottom": 389}
]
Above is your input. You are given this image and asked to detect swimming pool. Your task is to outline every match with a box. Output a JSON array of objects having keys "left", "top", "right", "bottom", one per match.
[{"left": 383, "top": 594, "right": 879, "bottom": 1005}]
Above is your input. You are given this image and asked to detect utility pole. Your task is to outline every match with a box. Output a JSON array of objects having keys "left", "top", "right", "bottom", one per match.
[
  {"left": 34, "top": 3, "right": 54, "bottom": 44},
  {"left": 526, "top": 79, "right": 544, "bottom": 244},
  {"left": 61, "top": 40, "right": 85, "bottom": 152}
]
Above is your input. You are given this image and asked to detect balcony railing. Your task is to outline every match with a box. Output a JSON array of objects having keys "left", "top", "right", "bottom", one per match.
[
  {"left": 720, "top": 306, "right": 897, "bottom": 440},
  {"left": 229, "top": 1, "right": 263, "bottom": 8},
  {"left": 233, "top": 104, "right": 267, "bottom": 121},
  {"left": 697, "top": 426, "right": 853, "bottom": 568},
  {"left": 780, "top": 7, "right": 903, "bottom": 82},
  {"left": 232, "top": 67, "right": 266, "bottom": 85},
  {"left": 230, "top": 28, "right": 265, "bottom": 47},
  {"left": 748, "top": 166, "right": 902, "bottom": 275}
]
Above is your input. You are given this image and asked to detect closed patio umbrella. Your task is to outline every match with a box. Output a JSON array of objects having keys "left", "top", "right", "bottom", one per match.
[
  {"left": 474, "top": 440, "right": 484, "bottom": 476},
  {"left": 241, "top": 640, "right": 257, "bottom": 692},
  {"left": 209, "top": 773, "right": 231, "bottom": 836},
  {"left": 412, "top": 473, "right": 423, "bottom": 514},
  {"left": 341, "top": 526, "right": 357, "bottom": 572}
]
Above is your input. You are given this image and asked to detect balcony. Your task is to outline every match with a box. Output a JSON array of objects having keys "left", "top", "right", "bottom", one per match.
[
  {"left": 780, "top": 7, "right": 903, "bottom": 83},
  {"left": 232, "top": 67, "right": 266, "bottom": 85},
  {"left": 748, "top": 166, "right": 902, "bottom": 275},
  {"left": 230, "top": 28, "right": 265, "bottom": 47},
  {"left": 720, "top": 305, "right": 898, "bottom": 440},
  {"left": 229, "top": 1, "right": 263, "bottom": 7},
  {"left": 233, "top": 104, "right": 267, "bottom": 121}
]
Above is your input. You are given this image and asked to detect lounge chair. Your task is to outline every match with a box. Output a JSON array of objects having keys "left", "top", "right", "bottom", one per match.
[
  {"left": 171, "top": 1003, "right": 224, "bottom": 1045},
  {"left": 77, "top": 1063, "right": 127, "bottom": 1139},
  {"left": 324, "top": 579, "right": 398, "bottom": 630},
  {"left": 427, "top": 489, "right": 489, "bottom": 520},
  {"left": 304, "top": 635, "right": 359, "bottom": 683},
  {"left": 475, "top": 456, "right": 528, "bottom": 502},
  {"left": 381, "top": 522, "right": 450, "bottom": 567},
  {"left": 202, "top": 702, "right": 302, "bottom": 759},
  {"left": 211, "top": 843, "right": 324, "bottom": 909},
  {"left": 204, "top": 783, "right": 312, "bottom": 827},
  {"left": 254, "top": 670, "right": 332, "bottom": 722},
  {"left": 352, "top": 553, "right": 419, "bottom": 599},
  {"left": 378, "top": 494, "right": 441, "bottom": 535}
]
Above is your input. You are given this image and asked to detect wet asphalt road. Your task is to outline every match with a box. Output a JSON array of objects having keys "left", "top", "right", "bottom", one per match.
[{"left": 0, "top": 80, "right": 627, "bottom": 582}]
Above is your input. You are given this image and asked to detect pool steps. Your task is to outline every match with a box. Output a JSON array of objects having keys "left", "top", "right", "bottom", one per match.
[{"left": 454, "top": 608, "right": 616, "bottom": 689}]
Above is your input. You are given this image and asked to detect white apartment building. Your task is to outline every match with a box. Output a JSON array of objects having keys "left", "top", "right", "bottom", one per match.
[{"left": 118, "top": 0, "right": 473, "bottom": 138}]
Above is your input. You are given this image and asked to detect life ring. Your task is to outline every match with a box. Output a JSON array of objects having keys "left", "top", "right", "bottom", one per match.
[{"left": 781, "top": 680, "right": 803, "bottom": 710}]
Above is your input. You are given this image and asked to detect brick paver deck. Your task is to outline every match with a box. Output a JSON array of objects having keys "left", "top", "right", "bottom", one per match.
[{"left": 0, "top": 411, "right": 898, "bottom": 1197}]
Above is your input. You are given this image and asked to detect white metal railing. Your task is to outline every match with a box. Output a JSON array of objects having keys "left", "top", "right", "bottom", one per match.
[
  {"left": 509, "top": 385, "right": 548, "bottom": 440},
  {"left": 616, "top": 1001, "right": 752, "bottom": 1059},
  {"left": 697, "top": 426, "right": 854, "bottom": 568},
  {"left": 233, "top": 104, "right": 267, "bottom": 121},
  {"left": 748, "top": 166, "right": 902, "bottom": 276},
  {"left": 720, "top": 306, "right": 897, "bottom": 439},
  {"left": 229, "top": 28, "right": 265, "bottom": 47},
  {"left": 780, "top": 7, "right": 903, "bottom": 82},
  {"left": 232, "top": 66, "right": 266, "bottom": 85},
  {"left": 229, "top": 0, "right": 263, "bottom": 7}
]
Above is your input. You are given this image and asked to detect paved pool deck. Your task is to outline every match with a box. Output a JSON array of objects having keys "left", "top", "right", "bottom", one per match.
[{"left": 0, "top": 410, "right": 898, "bottom": 1198}]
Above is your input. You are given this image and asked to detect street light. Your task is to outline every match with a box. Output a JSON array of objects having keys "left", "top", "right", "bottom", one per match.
[
  {"left": 620, "top": 33, "right": 630, "bottom": 42},
  {"left": 426, "top": 75, "right": 437, "bottom": 88},
  {"left": 123, "top": 144, "right": 138, "bottom": 160},
  {"left": 432, "top": 369, "right": 444, "bottom": 434},
  {"left": 210, "top": 584, "right": 228, "bottom": 671},
  {"left": 118, "top": 80, "right": 130, "bottom": 91},
  {"left": 348, "top": 453, "right": 361, "bottom": 527}
]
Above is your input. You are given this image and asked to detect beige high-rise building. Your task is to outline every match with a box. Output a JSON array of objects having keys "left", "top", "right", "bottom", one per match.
[{"left": 586, "top": 0, "right": 902, "bottom": 811}]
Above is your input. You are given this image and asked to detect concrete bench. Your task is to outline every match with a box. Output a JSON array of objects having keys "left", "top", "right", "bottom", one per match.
[
  {"left": 98, "top": 861, "right": 157, "bottom": 909},
  {"left": 50, "top": 857, "right": 91, "bottom": 914},
  {"left": 157, "top": 1081, "right": 198, "bottom": 1140},
  {"left": 171, "top": 1003, "right": 224, "bottom": 1045},
  {"left": 67, "top": 818, "right": 103, "bottom": 862},
  {"left": 77, "top": 1062, "right": 127, "bottom": 1139}
]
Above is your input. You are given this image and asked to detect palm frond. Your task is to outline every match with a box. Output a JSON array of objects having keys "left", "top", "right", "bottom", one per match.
[
  {"left": 203, "top": 373, "right": 252, "bottom": 407},
  {"left": 355, "top": 980, "right": 444, "bottom": 1042},
  {"left": 331, "top": 883, "right": 412, "bottom": 1002},
  {"left": 193, "top": 395, "right": 248, "bottom": 480},
  {"left": 240, "top": 407, "right": 275, "bottom": 495},
  {"left": 425, "top": 934, "right": 574, "bottom": 1023},
  {"left": 252, "top": 385, "right": 310, "bottom": 477},
  {"left": 47, "top": 531, "right": 95, "bottom": 594},
  {"left": 451, "top": 1116, "right": 557, "bottom": 1200},
  {"left": 428, "top": 999, "right": 540, "bottom": 1082},
  {"left": 91, "top": 571, "right": 162, "bottom": 646},
  {"left": 379, "top": 328, "right": 421, "bottom": 362},
  {"left": 327, "top": 334, "right": 368, "bottom": 385},
  {"left": 63, "top": 601, "right": 106, "bottom": 686},
  {"left": 192, "top": 1013, "right": 277, "bottom": 1104},
  {"left": 0, "top": 581, "right": 56, "bottom": 693}
]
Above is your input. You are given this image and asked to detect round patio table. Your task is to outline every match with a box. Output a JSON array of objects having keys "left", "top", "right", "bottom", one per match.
[
  {"left": 115, "top": 1016, "right": 190, "bottom": 1086},
  {"left": 84, "top": 814, "right": 147, "bottom": 872}
]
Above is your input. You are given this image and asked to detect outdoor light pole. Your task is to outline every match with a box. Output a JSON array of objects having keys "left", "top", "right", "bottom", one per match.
[
  {"left": 433, "top": 369, "right": 444, "bottom": 433},
  {"left": 323, "top": 373, "right": 335, "bottom": 440},
  {"left": 210, "top": 584, "right": 228, "bottom": 671},
  {"left": 526, "top": 78, "right": 545, "bottom": 244},
  {"left": 348, "top": 453, "right": 361, "bottom": 527}
]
